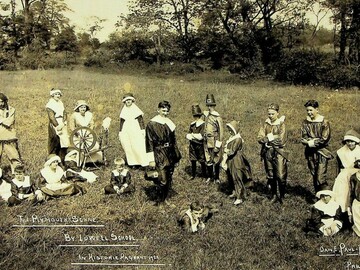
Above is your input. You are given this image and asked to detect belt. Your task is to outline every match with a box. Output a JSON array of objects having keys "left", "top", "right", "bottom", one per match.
[{"left": 155, "top": 142, "right": 171, "bottom": 149}]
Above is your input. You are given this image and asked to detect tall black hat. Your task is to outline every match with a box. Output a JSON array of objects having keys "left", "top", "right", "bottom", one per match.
[{"left": 205, "top": 94, "right": 216, "bottom": 106}]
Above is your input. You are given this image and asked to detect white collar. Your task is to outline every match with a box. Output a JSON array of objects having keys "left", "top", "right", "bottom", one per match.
[
  {"left": 12, "top": 176, "right": 31, "bottom": 188},
  {"left": 265, "top": 115, "right": 285, "bottom": 125},
  {"left": 191, "top": 119, "right": 205, "bottom": 127},
  {"left": 151, "top": 115, "right": 176, "bottom": 131},
  {"left": 226, "top": 133, "right": 241, "bottom": 144},
  {"left": 306, "top": 115, "right": 324, "bottom": 123},
  {"left": 119, "top": 103, "right": 143, "bottom": 120},
  {"left": 204, "top": 110, "right": 220, "bottom": 117}
]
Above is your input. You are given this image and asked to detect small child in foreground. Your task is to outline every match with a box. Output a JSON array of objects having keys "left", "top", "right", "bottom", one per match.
[
  {"left": 177, "top": 201, "right": 218, "bottom": 233},
  {"left": 11, "top": 165, "right": 35, "bottom": 203},
  {"left": 304, "top": 186, "right": 342, "bottom": 237},
  {"left": 104, "top": 158, "right": 135, "bottom": 195}
]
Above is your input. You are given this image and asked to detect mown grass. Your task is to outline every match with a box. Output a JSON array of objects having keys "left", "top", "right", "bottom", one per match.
[{"left": 0, "top": 67, "right": 360, "bottom": 270}]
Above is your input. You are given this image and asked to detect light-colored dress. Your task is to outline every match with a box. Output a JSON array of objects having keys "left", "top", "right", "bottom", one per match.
[
  {"left": 0, "top": 180, "right": 13, "bottom": 201},
  {"left": 119, "top": 104, "right": 148, "bottom": 166},
  {"left": 69, "top": 111, "right": 103, "bottom": 164},
  {"left": 332, "top": 145, "right": 360, "bottom": 212}
]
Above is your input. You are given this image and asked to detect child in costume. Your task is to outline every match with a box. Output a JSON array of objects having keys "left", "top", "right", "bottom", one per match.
[
  {"left": 257, "top": 103, "right": 288, "bottom": 204},
  {"left": 45, "top": 89, "right": 69, "bottom": 164},
  {"left": 0, "top": 168, "right": 20, "bottom": 206},
  {"left": 301, "top": 100, "right": 332, "bottom": 193},
  {"left": 304, "top": 186, "right": 342, "bottom": 236},
  {"left": 64, "top": 149, "right": 98, "bottom": 183},
  {"left": 119, "top": 93, "right": 148, "bottom": 167},
  {"left": 35, "top": 154, "right": 84, "bottom": 201},
  {"left": 186, "top": 104, "right": 206, "bottom": 180},
  {"left": 177, "top": 201, "right": 218, "bottom": 233},
  {"left": 203, "top": 94, "right": 223, "bottom": 184},
  {"left": 0, "top": 92, "right": 22, "bottom": 174},
  {"left": 332, "top": 130, "right": 360, "bottom": 219},
  {"left": 221, "top": 121, "right": 253, "bottom": 205},
  {"left": 11, "top": 165, "right": 35, "bottom": 203},
  {"left": 104, "top": 158, "right": 135, "bottom": 195},
  {"left": 348, "top": 158, "right": 360, "bottom": 237}
]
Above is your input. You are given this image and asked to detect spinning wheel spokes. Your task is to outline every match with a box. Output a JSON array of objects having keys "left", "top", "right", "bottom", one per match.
[{"left": 70, "top": 127, "right": 97, "bottom": 152}]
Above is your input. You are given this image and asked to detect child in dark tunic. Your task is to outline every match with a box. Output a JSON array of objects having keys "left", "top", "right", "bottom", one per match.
[
  {"left": 104, "top": 158, "right": 135, "bottom": 195},
  {"left": 146, "top": 101, "right": 181, "bottom": 205},
  {"left": 186, "top": 104, "right": 206, "bottom": 180},
  {"left": 221, "top": 121, "right": 253, "bottom": 205},
  {"left": 301, "top": 100, "right": 332, "bottom": 193},
  {"left": 257, "top": 103, "right": 288, "bottom": 204}
]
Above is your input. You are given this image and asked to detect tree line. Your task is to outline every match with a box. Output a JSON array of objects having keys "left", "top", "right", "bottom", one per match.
[{"left": 0, "top": 0, "right": 359, "bottom": 87}]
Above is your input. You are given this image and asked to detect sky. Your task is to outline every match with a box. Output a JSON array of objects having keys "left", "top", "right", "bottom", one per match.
[{"left": 64, "top": 0, "right": 130, "bottom": 41}]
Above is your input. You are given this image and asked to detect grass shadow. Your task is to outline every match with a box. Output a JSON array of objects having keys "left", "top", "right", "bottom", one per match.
[{"left": 286, "top": 184, "right": 315, "bottom": 204}]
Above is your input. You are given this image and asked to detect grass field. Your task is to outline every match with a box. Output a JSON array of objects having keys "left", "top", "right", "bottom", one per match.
[{"left": 1, "top": 67, "right": 360, "bottom": 270}]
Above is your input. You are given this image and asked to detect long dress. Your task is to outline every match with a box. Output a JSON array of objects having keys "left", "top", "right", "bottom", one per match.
[
  {"left": 46, "top": 98, "right": 69, "bottom": 158},
  {"left": 333, "top": 145, "right": 360, "bottom": 212},
  {"left": 38, "top": 166, "right": 80, "bottom": 197},
  {"left": 119, "top": 104, "right": 148, "bottom": 166},
  {"left": 68, "top": 111, "right": 103, "bottom": 164},
  {"left": 223, "top": 134, "right": 253, "bottom": 201}
]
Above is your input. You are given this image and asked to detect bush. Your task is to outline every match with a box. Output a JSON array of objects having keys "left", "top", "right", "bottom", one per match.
[
  {"left": 0, "top": 52, "right": 16, "bottom": 70},
  {"left": 320, "top": 64, "right": 360, "bottom": 89},
  {"left": 274, "top": 49, "right": 325, "bottom": 85},
  {"left": 83, "top": 50, "right": 112, "bottom": 68}
]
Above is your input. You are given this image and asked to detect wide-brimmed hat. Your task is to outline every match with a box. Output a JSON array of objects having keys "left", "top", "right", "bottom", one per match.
[
  {"left": 315, "top": 184, "right": 334, "bottom": 198},
  {"left": 343, "top": 129, "right": 360, "bottom": 144},
  {"left": 44, "top": 154, "right": 61, "bottom": 167},
  {"left": 205, "top": 94, "right": 216, "bottom": 106},
  {"left": 192, "top": 104, "right": 202, "bottom": 116},
  {"left": 226, "top": 120, "right": 239, "bottom": 134},
  {"left": 50, "top": 88, "right": 62, "bottom": 96},
  {"left": 74, "top": 100, "right": 90, "bottom": 111},
  {"left": 122, "top": 93, "right": 135, "bottom": 103}
]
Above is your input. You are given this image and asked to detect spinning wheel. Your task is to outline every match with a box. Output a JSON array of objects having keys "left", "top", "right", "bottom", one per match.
[{"left": 70, "top": 127, "right": 97, "bottom": 153}]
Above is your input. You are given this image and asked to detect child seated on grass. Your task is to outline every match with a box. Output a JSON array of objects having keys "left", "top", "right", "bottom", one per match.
[
  {"left": 104, "top": 158, "right": 135, "bottom": 196},
  {"left": 304, "top": 185, "right": 342, "bottom": 237},
  {"left": 0, "top": 168, "right": 20, "bottom": 206},
  {"left": 35, "top": 154, "right": 85, "bottom": 202},
  {"left": 177, "top": 201, "right": 218, "bottom": 233},
  {"left": 11, "top": 165, "right": 35, "bottom": 203}
]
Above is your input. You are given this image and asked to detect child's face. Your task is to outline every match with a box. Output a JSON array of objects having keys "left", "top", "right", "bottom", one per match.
[
  {"left": 79, "top": 105, "right": 87, "bottom": 114},
  {"left": 267, "top": 109, "right": 279, "bottom": 122},
  {"left": 52, "top": 93, "right": 62, "bottom": 101},
  {"left": 50, "top": 160, "right": 59, "bottom": 170},
  {"left": 14, "top": 172, "right": 25, "bottom": 181},
  {"left": 227, "top": 126, "right": 235, "bottom": 136},
  {"left": 346, "top": 140, "right": 356, "bottom": 151},
  {"left": 306, "top": 106, "right": 318, "bottom": 120},
  {"left": 321, "top": 195, "right": 331, "bottom": 204},
  {"left": 158, "top": 107, "right": 169, "bottom": 117},
  {"left": 115, "top": 163, "right": 125, "bottom": 171},
  {"left": 192, "top": 209, "right": 204, "bottom": 219},
  {"left": 125, "top": 100, "right": 133, "bottom": 107}
]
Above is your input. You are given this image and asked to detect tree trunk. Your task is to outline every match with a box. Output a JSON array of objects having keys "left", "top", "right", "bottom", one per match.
[
  {"left": 338, "top": 4, "right": 348, "bottom": 64},
  {"left": 348, "top": 1, "right": 360, "bottom": 64}
]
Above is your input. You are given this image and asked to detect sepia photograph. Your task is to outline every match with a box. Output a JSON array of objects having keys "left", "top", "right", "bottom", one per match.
[{"left": 0, "top": 0, "right": 359, "bottom": 269}]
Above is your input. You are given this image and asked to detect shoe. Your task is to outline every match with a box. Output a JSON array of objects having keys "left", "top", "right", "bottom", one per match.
[
  {"left": 228, "top": 193, "right": 236, "bottom": 199},
  {"left": 215, "top": 179, "right": 221, "bottom": 184},
  {"left": 205, "top": 178, "right": 212, "bottom": 183},
  {"left": 234, "top": 199, "right": 243, "bottom": 205},
  {"left": 190, "top": 176, "right": 195, "bottom": 180}
]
